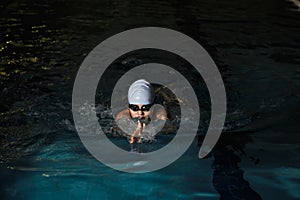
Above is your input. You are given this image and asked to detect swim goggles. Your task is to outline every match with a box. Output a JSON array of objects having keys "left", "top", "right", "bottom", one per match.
[{"left": 128, "top": 104, "right": 152, "bottom": 112}]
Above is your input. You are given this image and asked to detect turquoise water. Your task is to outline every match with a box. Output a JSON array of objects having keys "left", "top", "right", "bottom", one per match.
[
  {"left": 1, "top": 0, "right": 300, "bottom": 199},
  {"left": 1, "top": 139, "right": 219, "bottom": 199}
]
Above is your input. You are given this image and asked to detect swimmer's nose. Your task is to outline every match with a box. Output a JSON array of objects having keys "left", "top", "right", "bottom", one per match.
[{"left": 138, "top": 110, "right": 144, "bottom": 116}]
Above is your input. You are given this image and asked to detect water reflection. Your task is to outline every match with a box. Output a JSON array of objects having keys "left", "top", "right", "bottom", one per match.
[{"left": 206, "top": 133, "right": 262, "bottom": 200}]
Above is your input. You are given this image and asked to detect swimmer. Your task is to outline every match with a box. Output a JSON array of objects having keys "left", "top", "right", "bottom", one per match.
[{"left": 116, "top": 79, "right": 168, "bottom": 143}]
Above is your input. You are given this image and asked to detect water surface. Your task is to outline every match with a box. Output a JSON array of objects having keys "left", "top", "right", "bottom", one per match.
[{"left": 1, "top": 0, "right": 300, "bottom": 199}]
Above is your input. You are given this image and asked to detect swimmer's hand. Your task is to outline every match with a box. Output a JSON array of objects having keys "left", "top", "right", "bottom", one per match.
[{"left": 130, "top": 121, "right": 145, "bottom": 144}]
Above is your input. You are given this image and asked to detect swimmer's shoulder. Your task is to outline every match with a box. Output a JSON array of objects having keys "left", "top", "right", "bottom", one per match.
[
  {"left": 116, "top": 109, "right": 131, "bottom": 121},
  {"left": 153, "top": 106, "right": 169, "bottom": 120}
]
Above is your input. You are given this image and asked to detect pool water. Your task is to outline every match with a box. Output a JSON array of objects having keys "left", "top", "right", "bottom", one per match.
[{"left": 1, "top": 0, "right": 300, "bottom": 199}]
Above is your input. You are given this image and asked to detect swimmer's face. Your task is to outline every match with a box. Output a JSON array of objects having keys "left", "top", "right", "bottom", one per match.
[{"left": 129, "top": 104, "right": 152, "bottom": 119}]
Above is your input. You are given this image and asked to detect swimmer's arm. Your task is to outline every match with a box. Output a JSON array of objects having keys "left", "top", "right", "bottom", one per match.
[{"left": 114, "top": 109, "right": 139, "bottom": 136}]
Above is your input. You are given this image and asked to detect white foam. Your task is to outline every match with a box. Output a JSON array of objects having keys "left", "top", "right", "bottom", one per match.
[{"left": 132, "top": 161, "right": 148, "bottom": 166}]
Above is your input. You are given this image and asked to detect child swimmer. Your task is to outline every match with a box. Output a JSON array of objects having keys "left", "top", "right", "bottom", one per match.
[{"left": 116, "top": 79, "right": 168, "bottom": 143}]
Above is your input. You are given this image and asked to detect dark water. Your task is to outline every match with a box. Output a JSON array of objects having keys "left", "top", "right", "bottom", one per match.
[{"left": 1, "top": 0, "right": 300, "bottom": 199}]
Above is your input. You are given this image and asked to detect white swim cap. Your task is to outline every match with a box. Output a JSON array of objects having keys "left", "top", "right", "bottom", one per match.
[{"left": 128, "top": 79, "right": 154, "bottom": 105}]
